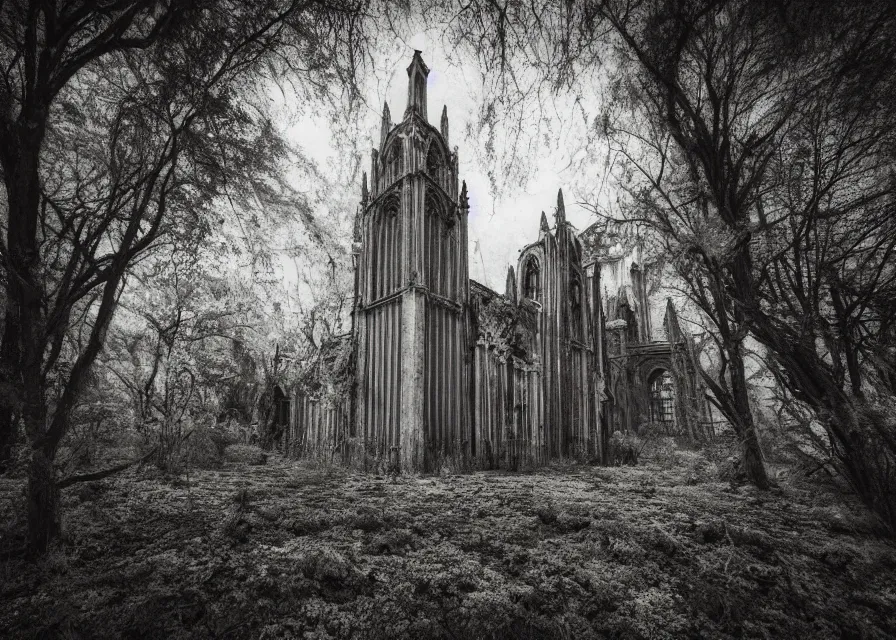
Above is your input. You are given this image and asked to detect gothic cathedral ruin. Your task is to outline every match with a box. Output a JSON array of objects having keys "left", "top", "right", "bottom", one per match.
[{"left": 283, "top": 53, "right": 713, "bottom": 469}]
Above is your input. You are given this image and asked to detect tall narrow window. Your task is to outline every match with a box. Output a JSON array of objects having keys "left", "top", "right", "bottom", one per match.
[
  {"left": 369, "top": 195, "right": 400, "bottom": 300},
  {"left": 389, "top": 142, "right": 402, "bottom": 184},
  {"left": 523, "top": 257, "right": 540, "bottom": 300},
  {"left": 415, "top": 73, "right": 425, "bottom": 110},
  {"left": 619, "top": 301, "right": 639, "bottom": 344},
  {"left": 425, "top": 191, "right": 452, "bottom": 296},
  {"left": 426, "top": 144, "right": 443, "bottom": 188},
  {"left": 570, "top": 275, "right": 583, "bottom": 339}
]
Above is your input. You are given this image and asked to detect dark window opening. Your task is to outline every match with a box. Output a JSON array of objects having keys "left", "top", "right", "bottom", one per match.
[
  {"left": 523, "top": 257, "right": 540, "bottom": 300},
  {"left": 570, "top": 276, "right": 583, "bottom": 339},
  {"left": 619, "top": 301, "right": 639, "bottom": 344},
  {"left": 389, "top": 142, "right": 402, "bottom": 183},
  {"left": 415, "top": 73, "right": 425, "bottom": 109},
  {"left": 426, "top": 144, "right": 444, "bottom": 187}
]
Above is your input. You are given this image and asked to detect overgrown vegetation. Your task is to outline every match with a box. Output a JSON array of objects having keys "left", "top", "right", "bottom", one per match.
[
  {"left": 438, "top": 0, "right": 896, "bottom": 531},
  {"left": 2, "top": 454, "right": 894, "bottom": 638},
  {"left": 0, "top": 0, "right": 381, "bottom": 553}
]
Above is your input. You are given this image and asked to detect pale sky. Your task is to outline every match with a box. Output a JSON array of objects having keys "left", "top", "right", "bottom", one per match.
[{"left": 281, "top": 32, "right": 609, "bottom": 291}]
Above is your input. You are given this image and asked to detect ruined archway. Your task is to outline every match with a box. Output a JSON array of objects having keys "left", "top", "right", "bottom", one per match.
[{"left": 647, "top": 368, "right": 676, "bottom": 434}]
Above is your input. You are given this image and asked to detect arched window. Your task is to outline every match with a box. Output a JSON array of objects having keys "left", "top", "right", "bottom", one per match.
[
  {"left": 648, "top": 370, "right": 676, "bottom": 432},
  {"left": 426, "top": 143, "right": 444, "bottom": 187},
  {"left": 415, "top": 73, "right": 425, "bottom": 109},
  {"left": 381, "top": 193, "right": 400, "bottom": 218},
  {"left": 570, "top": 275, "right": 583, "bottom": 338},
  {"left": 273, "top": 385, "right": 290, "bottom": 428},
  {"left": 367, "top": 194, "right": 401, "bottom": 300},
  {"left": 388, "top": 142, "right": 402, "bottom": 184},
  {"left": 425, "top": 191, "right": 454, "bottom": 297},
  {"left": 523, "top": 257, "right": 540, "bottom": 300},
  {"left": 619, "top": 300, "right": 638, "bottom": 344}
]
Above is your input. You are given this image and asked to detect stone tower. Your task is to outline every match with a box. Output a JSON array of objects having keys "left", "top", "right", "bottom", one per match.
[
  {"left": 353, "top": 51, "right": 470, "bottom": 470},
  {"left": 516, "top": 190, "right": 599, "bottom": 458}
]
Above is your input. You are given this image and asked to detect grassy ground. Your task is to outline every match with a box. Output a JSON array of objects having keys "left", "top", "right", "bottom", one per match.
[{"left": 1, "top": 452, "right": 895, "bottom": 639}]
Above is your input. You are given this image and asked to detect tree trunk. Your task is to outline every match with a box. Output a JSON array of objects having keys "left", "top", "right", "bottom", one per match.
[
  {"left": 728, "top": 344, "right": 771, "bottom": 490},
  {"left": 0, "top": 308, "right": 21, "bottom": 471},
  {"left": 27, "top": 448, "right": 61, "bottom": 553},
  {"left": 740, "top": 422, "right": 770, "bottom": 490},
  {"left": 5, "top": 124, "right": 55, "bottom": 551}
]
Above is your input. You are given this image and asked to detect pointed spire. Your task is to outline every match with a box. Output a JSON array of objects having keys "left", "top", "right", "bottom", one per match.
[
  {"left": 555, "top": 188, "right": 566, "bottom": 227},
  {"left": 405, "top": 50, "right": 430, "bottom": 120},
  {"left": 664, "top": 297, "right": 684, "bottom": 343},
  {"left": 440, "top": 105, "right": 449, "bottom": 143},
  {"left": 380, "top": 101, "right": 391, "bottom": 146},
  {"left": 361, "top": 171, "right": 369, "bottom": 205},
  {"left": 352, "top": 204, "right": 362, "bottom": 242},
  {"left": 505, "top": 265, "right": 518, "bottom": 303},
  {"left": 460, "top": 180, "right": 469, "bottom": 209},
  {"left": 539, "top": 210, "right": 550, "bottom": 234}
]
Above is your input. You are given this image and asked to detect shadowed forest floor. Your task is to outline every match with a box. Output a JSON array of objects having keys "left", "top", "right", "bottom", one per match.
[{"left": 1, "top": 454, "right": 895, "bottom": 639}]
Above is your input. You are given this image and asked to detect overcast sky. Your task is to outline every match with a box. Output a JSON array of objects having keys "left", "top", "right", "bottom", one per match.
[{"left": 282, "top": 31, "right": 609, "bottom": 291}]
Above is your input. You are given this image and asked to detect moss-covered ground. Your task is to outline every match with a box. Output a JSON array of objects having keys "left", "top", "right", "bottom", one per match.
[{"left": 1, "top": 454, "right": 895, "bottom": 639}]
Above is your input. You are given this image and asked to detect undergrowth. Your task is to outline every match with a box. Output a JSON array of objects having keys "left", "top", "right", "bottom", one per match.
[{"left": 1, "top": 453, "right": 894, "bottom": 639}]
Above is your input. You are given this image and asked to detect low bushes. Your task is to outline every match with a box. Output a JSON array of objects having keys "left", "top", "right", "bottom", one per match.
[
  {"left": 608, "top": 431, "right": 642, "bottom": 466},
  {"left": 223, "top": 444, "right": 268, "bottom": 465}
]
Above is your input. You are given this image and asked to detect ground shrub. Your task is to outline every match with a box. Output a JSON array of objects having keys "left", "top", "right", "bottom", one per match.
[
  {"left": 642, "top": 525, "right": 681, "bottom": 557},
  {"left": 694, "top": 520, "right": 727, "bottom": 544},
  {"left": 553, "top": 514, "right": 591, "bottom": 534},
  {"left": 297, "top": 548, "right": 358, "bottom": 586},
  {"left": 642, "top": 435, "right": 678, "bottom": 467},
  {"left": 283, "top": 513, "right": 330, "bottom": 536},
  {"left": 350, "top": 507, "right": 388, "bottom": 532},
  {"left": 74, "top": 482, "right": 106, "bottom": 503},
  {"left": 534, "top": 504, "right": 558, "bottom": 525},
  {"left": 224, "top": 444, "right": 268, "bottom": 465},
  {"left": 608, "top": 430, "right": 642, "bottom": 466},
  {"left": 181, "top": 426, "right": 225, "bottom": 469},
  {"left": 365, "top": 528, "right": 416, "bottom": 555}
]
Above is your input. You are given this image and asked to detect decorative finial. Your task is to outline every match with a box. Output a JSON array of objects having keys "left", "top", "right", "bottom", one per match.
[
  {"left": 540, "top": 210, "right": 550, "bottom": 234},
  {"left": 380, "top": 101, "right": 391, "bottom": 146},
  {"left": 352, "top": 204, "right": 362, "bottom": 241},
  {"left": 460, "top": 180, "right": 469, "bottom": 208},
  {"left": 505, "top": 265, "right": 517, "bottom": 303},
  {"left": 361, "top": 171, "right": 369, "bottom": 205},
  {"left": 440, "top": 105, "right": 449, "bottom": 143},
  {"left": 405, "top": 51, "right": 430, "bottom": 120},
  {"left": 555, "top": 188, "right": 566, "bottom": 226}
]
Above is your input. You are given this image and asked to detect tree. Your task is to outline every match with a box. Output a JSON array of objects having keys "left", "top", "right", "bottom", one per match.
[
  {"left": 440, "top": 0, "right": 896, "bottom": 508},
  {"left": 438, "top": 0, "right": 778, "bottom": 486},
  {"left": 742, "top": 6, "right": 896, "bottom": 527},
  {"left": 102, "top": 245, "right": 248, "bottom": 467},
  {"left": 589, "top": 0, "right": 896, "bottom": 520},
  {"left": 0, "top": 0, "right": 374, "bottom": 553}
]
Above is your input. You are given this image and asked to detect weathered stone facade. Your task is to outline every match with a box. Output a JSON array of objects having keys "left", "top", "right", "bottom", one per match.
[
  {"left": 581, "top": 224, "right": 713, "bottom": 440},
  {"left": 283, "top": 53, "right": 710, "bottom": 469}
]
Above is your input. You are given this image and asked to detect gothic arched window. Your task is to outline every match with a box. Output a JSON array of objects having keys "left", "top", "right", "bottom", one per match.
[
  {"left": 415, "top": 72, "right": 425, "bottom": 109},
  {"left": 388, "top": 142, "right": 402, "bottom": 184},
  {"left": 523, "top": 257, "right": 540, "bottom": 300},
  {"left": 570, "top": 275, "right": 583, "bottom": 338},
  {"left": 425, "top": 191, "right": 455, "bottom": 297},
  {"left": 369, "top": 193, "right": 400, "bottom": 300},
  {"left": 426, "top": 143, "right": 444, "bottom": 188}
]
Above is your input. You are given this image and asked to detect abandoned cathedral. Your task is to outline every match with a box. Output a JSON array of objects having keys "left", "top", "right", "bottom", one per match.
[{"left": 281, "top": 53, "right": 714, "bottom": 470}]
